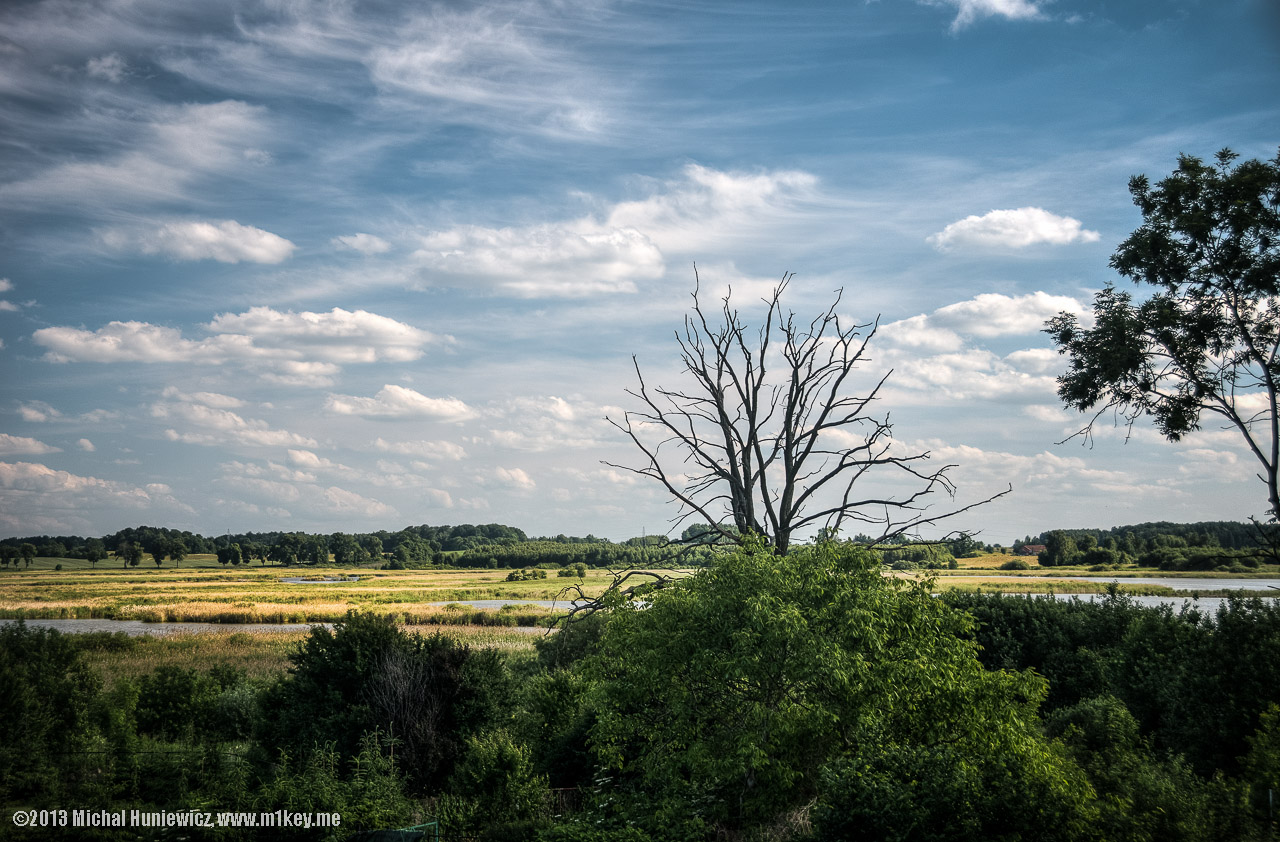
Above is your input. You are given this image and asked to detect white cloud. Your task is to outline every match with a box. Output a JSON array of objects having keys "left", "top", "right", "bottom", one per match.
[
  {"left": 162, "top": 387, "right": 245, "bottom": 409},
  {"left": 880, "top": 292, "right": 1085, "bottom": 360},
  {"left": 424, "top": 488, "right": 454, "bottom": 508},
  {"left": 0, "top": 279, "right": 12, "bottom": 293},
  {"left": 494, "top": 466, "right": 536, "bottom": 490},
  {"left": 86, "top": 52, "right": 126, "bottom": 82},
  {"left": 0, "top": 461, "right": 192, "bottom": 533},
  {"left": 373, "top": 437, "right": 468, "bottom": 460},
  {"left": 323, "top": 485, "right": 397, "bottom": 518},
  {"left": 928, "top": 207, "right": 1099, "bottom": 250},
  {"left": 325, "top": 385, "right": 476, "bottom": 421},
  {"left": 101, "top": 219, "right": 296, "bottom": 264},
  {"left": 606, "top": 164, "right": 820, "bottom": 254},
  {"left": 18, "top": 401, "right": 62, "bottom": 422},
  {"left": 77, "top": 438, "right": 95, "bottom": 452},
  {"left": 924, "top": 292, "right": 1085, "bottom": 336},
  {"left": 33, "top": 306, "right": 435, "bottom": 386},
  {"left": 920, "top": 0, "right": 1046, "bottom": 32},
  {"left": 411, "top": 164, "right": 818, "bottom": 297},
  {"left": 1005, "top": 347, "right": 1063, "bottom": 374},
  {"left": 0, "top": 433, "right": 60, "bottom": 455},
  {"left": 334, "top": 233, "right": 392, "bottom": 254},
  {"left": 208, "top": 307, "right": 434, "bottom": 363},
  {"left": 153, "top": 392, "right": 318, "bottom": 448},
  {"left": 1023, "top": 404, "right": 1070, "bottom": 423},
  {"left": 414, "top": 221, "right": 663, "bottom": 297},
  {"left": 0, "top": 301, "right": 17, "bottom": 312}
]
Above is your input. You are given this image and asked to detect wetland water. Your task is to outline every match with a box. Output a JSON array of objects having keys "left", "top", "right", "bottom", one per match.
[{"left": 1019, "top": 576, "right": 1280, "bottom": 592}]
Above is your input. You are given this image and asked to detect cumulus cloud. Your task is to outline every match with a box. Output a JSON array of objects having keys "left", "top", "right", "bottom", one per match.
[
  {"left": 0, "top": 461, "right": 192, "bottom": 533},
  {"left": 373, "top": 437, "right": 467, "bottom": 460},
  {"left": 494, "top": 466, "right": 536, "bottom": 490},
  {"left": 919, "top": 0, "right": 1046, "bottom": 32},
  {"left": 415, "top": 222, "right": 664, "bottom": 297},
  {"left": 154, "top": 390, "right": 318, "bottom": 448},
  {"left": 325, "top": 385, "right": 476, "bottom": 420},
  {"left": 18, "top": 401, "right": 61, "bottom": 422},
  {"left": 333, "top": 233, "right": 392, "bottom": 254},
  {"left": 0, "top": 279, "right": 13, "bottom": 293},
  {"left": 77, "top": 438, "right": 95, "bottom": 452},
  {"left": 928, "top": 207, "right": 1099, "bottom": 250},
  {"left": 323, "top": 485, "right": 396, "bottom": 518},
  {"left": 489, "top": 395, "right": 614, "bottom": 451},
  {"left": 412, "top": 164, "right": 817, "bottom": 297},
  {"left": 101, "top": 219, "right": 296, "bottom": 264},
  {"left": 33, "top": 306, "right": 436, "bottom": 386},
  {"left": 208, "top": 307, "right": 434, "bottom": 363},
  {"left": 0, "top": 433, "right": 60, "bottom": 455},
  {"left": 880, "top": 292, "right": 1085, "bottom": 353}
]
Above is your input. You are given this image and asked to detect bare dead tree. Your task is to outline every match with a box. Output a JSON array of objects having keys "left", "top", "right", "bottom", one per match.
[{"left": 605, "top": 271, "right": 1007, "bottom": 556}]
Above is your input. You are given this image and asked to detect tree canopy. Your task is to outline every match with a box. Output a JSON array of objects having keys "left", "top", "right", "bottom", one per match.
[{"left": 1047, "top": 148, "right": 1280, "bottom": 518}]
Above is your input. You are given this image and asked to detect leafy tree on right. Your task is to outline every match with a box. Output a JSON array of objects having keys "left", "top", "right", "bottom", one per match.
[{"left": 1047, "top": 148, "right": 1280, "bottom": 519}]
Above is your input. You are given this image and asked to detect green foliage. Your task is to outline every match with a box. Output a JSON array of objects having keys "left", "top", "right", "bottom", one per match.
[
  {"left": 135, "top": 664, "right": 253, "bottom": 743},
  {"left": 1039, "top": 530, "right": 1081, "bottom": 566},
  {"left": 1043, "top": 695, "right": 1251, "bottom": 842},
  {"left": 0, "top": 622, "right": 103, "bottom": 802},
  {"left": 879, "top": 542, "right": 955, "bottom": 569},
  {"left": 254, "top": 731, "right": 415, "bottom": 838},
  {"left": 581, "top": 542, "right": 1093, "bottom": 838},
  {"left": 258, "top": 611, "right": 508, "bottom": 794},
  {"left": 944, "top": 591, "right": 1280, "bottom": 782},
  {"left": 1000, "top": 558, "right": 1031, "bottom": 570},
  {"left": 1047, "top": 148, "right": 1280, "bottom": 516},
  {"left": 438, "top": 730, "right": 551, "bottom": 837},
  {"left": 811, "top": 733, "right": 1094, "bottom": 842}
]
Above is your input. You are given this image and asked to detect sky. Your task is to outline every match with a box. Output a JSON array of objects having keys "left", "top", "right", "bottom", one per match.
[{"left": 1, "top": 0, "right": 1278, "bottom": 544}]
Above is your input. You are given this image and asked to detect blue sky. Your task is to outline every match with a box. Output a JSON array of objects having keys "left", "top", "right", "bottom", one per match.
[{"left": 1, "top": 0, "right": 1277, "bottom": 543}]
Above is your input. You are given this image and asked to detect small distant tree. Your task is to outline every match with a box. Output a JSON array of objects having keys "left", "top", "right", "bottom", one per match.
[
  {"left": 217, "top": 544, "right": 243, "bottom": 567},
  {"left": 168, "top": 539, "right": 187, "bottom": 568},
  {"left": 119, "top": 541, "right": 143, "bottom": 569},
  {"left": 84, "top": 539, "right": 106, "bottom": 569},
  {"left": 19, "top": 543, "right": 37, "bottom": 568},
  {"left": 1039, "top": 531, "right": 1080, "bottom": 567},
  {"left": 150, "top": 538, "right": 169, "bottom": 568}
]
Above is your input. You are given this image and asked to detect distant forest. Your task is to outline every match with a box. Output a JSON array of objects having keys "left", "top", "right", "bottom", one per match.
[{"left": 0, "top": 520, "right": 1272, "bottom": 571}]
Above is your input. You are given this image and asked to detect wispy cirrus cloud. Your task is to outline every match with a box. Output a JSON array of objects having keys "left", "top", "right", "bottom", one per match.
[
  {"left": 928, "top": 207, "right": 1100, "bottom": 250},
  {"left": 0, "top": 101, "right": 271, "bottom": 209}
]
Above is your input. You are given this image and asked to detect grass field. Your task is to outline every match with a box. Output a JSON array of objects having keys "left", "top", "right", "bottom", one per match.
[
  {"left": 0, "top": 562, "right": 609, "bottom": 625},
  {"left": 69, "top": 624, "right": 543, "bottom": 688}
]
